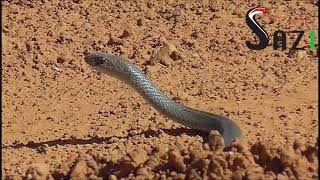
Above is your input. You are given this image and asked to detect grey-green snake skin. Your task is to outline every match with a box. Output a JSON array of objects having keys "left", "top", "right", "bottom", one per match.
[{"left": 84, "top": 52, "right": 242, "bottom": 146}]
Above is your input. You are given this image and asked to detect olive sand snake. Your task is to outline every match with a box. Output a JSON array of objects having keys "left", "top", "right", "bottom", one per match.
[{"left": 84, "top": 52, "right": 242, "bottom": 146}]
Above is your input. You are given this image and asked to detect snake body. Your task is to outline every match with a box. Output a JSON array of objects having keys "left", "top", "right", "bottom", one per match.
[{"left": 84, "top": 52, "right": 241, "bottom": 146}]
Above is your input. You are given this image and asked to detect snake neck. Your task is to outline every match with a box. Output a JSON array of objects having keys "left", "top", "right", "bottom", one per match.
[{"left": 127, "top": 65, "right": 179, "bottom": 113}]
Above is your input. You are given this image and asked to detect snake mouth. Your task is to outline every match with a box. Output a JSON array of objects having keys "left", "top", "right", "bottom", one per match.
[{"left": 84, "top": 53, "right": 95, "bottom": 65}]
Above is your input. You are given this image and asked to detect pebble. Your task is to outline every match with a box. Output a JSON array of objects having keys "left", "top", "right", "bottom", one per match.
[
  {"left": 145, "top": 64, "right": 161, "bottom": 75},
  {"left": 149, "top": 42, "right": 177, "bottom": 66},
  {"left": 128, "top": 148, "right": 148, "bottom": 166},
  {"left": 120, "top": 26, "right": 133, "bottom": 39},
  {"left": 208, "top": 130, "right": 224, "bottom": 151},
  {"left": 70, "top": 160, "right": 88, "bottom": 179},
  {"left": 26, "top": 163, "right": 52, "bottom": 180},
  {"left": 136, "top": 167, "right": 149, "bottom": 176},
  {"left": 108, "top": 174, "right": 117, "bottom": 180},
  {"left": 172, "top": 7, "right": 184, "bottom": 17},
  {"left": 168, "top": 150, "right": 186, "bottom": 172},
  {"left": 202, "top": 143, "right": 210, "bottom": 150}
]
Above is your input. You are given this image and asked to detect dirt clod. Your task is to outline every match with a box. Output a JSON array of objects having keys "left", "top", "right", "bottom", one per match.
[
  {"left": 25, "top": 163, "right": 52, "bottom": 180},
  {"left": 208, "top": 130, "right": 225, "bottom": 151}
]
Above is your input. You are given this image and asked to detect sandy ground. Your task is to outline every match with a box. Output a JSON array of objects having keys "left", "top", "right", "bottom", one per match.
[{"left": 2, "top": 0, "right": 318, "bottom": 179}]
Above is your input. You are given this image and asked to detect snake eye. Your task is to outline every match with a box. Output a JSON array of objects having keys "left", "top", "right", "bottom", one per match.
[{"left": 96, "top": 57, "right": 106, "bottom": 65}]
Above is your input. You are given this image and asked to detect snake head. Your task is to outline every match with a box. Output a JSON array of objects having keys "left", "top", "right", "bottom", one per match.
[
  {"left": 84, "top": 52, "right": 131, "bottom": 81},
  {"left": 84, "top": 52, "right": 120, "bottom": 73},
  {"left": 84, "top": 52, "right": 110, "bottom": 67}
]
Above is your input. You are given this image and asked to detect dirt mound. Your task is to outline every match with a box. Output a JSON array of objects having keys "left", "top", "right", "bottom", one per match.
[{"left": 21, "top": 132, "right": 317, "bottom": 179}]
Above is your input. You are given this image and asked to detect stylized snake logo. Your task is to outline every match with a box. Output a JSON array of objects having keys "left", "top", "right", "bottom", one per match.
[{"left": 246, "top": 8, "right": 270, "bottom": 50}]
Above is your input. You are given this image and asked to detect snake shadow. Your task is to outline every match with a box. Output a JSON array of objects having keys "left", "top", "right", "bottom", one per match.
[{"left": 2, "top": 128, "right": 207, "bottom": 150}]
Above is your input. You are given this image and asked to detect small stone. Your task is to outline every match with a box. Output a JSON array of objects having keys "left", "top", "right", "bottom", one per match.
[
  {"left": 308, "top": 166, "right": 316, "bottom": 172},
  {"left": 145, "top": 65, "right": 161, "bottom": 75},
  {"left": 160, "top": 56, "right": 173, "bottom": 66},
  {"left": 277, "top": 173, "right": 289, "bottom": 180},
  {"left": 293, "top": 139, "right": 306, "bottom": 152},
  {"left": 304, "top": 145, "right": 317, "bottom": 163},
  {"left": 107, "top": 36, "right": 124, "bottom": 46},
  {"left": 307, "top": 105, "right": 315, "bottom": 109},
  {"left": 128, "top": 148, "right": 148, "bottom": 166},
  {"left": 36, "top": 144, "right": 49, "bottom": 153},
  {"left": 145, "top": 9, "right": 157, "bottom": 20},
  {"left": 52, "top": 65, "right": 61, "bottom": 72},
  {"left": 149, "top": 42, "right": 176, "bottom": 66},
  {"left": 26, "top": 163, "right": 52, "bottom": 180},
  {"left": 208, "top": 130, "right": 224, "bottom": 151},
  {"left": 279, "top": 149, "right": 294, "bottom": 167},
  {"left": 202, "top": 143, "right": 210, "bottom": 150},
  {"left": 137, "top": 19, "right": 143, "bottom": 26},
  {"left": 72, "top": 0, "right": 82, "bottom": 3},
  {"left": 279, "top": 114, "right": 287, "bottom": 118},
  {"left": 170, "top": 171, "right": 177, "bottom": 176},
  {"left": 175, "top": 91, "right": 191, "bottom": 101},
  {"left": 57, "top": 56, "right": 66, "bottom": 64},
  {"left": 108, "top": 137, "right": 119, "bottom": 143},
  {"left": 146, "top": 157, "right": 160, "bottom": 169},
  {"left": 189, "top": 146, "right": 207, "bottom": 161},
  {"left": 232, "top": 170, "right": 242, "bottom": 180},
  {"left": 120, "top": 26, "right": 133, "bottom": 39},
  {"left": 70, "top": 161, "right": 88, "bottom": 179},
  {"left": 166, "top": 42, "right": 177, "bottom": 53},
  {"left": 191, "top": 63, "right": 201, "bottom": 68},
  {"left": 136, "top": 167, "right": 148, "bottom": 176},
  {"left": 26, "top": 42, "right": 32, "bottom": 52},
  {"left": 297, "top": 51, "right": 307, "bottom": 59},
  {"left": 108, "top": 174, "right": 117, "bottom": 180},
  {"left": 172, "top": 7, "right": 184, "bottom": 17},
  {"left": 26, "top": 173, "right": 32, "bottom": 180},
  {"left": 168, "top": 150, "right": 186, "bottom": 172},
  {"left": 86, "top": 159, "right": 98, "bottom": 171}
]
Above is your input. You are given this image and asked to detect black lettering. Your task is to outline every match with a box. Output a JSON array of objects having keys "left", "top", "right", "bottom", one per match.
[
  {"left": 245, "top": 8, "right": 269, "bottom": 50},
  {"left": 273, "top": 31, "right": 287, "bottom": 50},
  {"left": 291, "top": 30, "right": 304, "bottom": 50}
]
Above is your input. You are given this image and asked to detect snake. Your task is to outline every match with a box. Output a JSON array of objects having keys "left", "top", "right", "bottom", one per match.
[{"left": 84, "top": 52, "right": 242, "bottom": 146}]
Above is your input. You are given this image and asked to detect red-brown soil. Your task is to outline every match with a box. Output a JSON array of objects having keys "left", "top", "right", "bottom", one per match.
[{"left": 2, "top": 0, "right": 318, "bottom": 179}]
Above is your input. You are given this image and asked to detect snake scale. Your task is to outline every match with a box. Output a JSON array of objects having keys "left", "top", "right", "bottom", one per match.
[{"left": 84, "top": 52, "right": 242, "bottom": 146}]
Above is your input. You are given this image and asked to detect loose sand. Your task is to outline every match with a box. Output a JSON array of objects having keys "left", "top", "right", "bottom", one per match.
[{"left": 2, "top": 0, "right": 318, "bottom": 179}]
